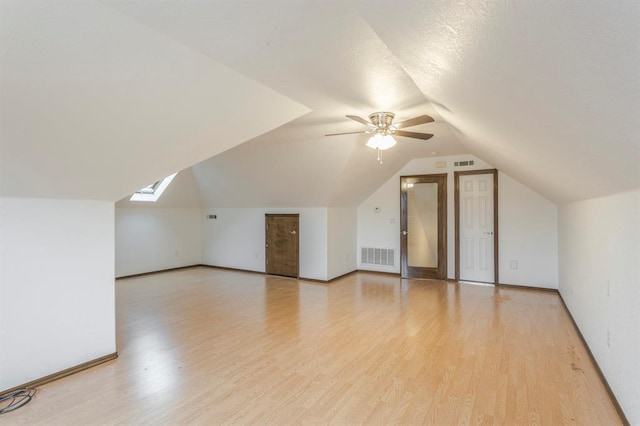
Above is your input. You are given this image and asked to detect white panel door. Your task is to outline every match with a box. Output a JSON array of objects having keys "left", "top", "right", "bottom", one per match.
[{"left": 459, "top": 174, "right": 494, "bottom": 283}]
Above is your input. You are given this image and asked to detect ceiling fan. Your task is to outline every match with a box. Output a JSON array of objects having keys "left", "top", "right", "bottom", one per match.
[{"left": 325, "top": 112, "right": 434, "bottom": 163}]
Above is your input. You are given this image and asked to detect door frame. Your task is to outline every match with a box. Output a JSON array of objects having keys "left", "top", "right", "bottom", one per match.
[
  {"left": 265, "top": 214, "right": 299, "bottom": 278},
  {"left": 454, "top": 169, "right": 499, "bottom": 285},
  {"left": 400, "top": 173, "right": 447, "bottom": 279}
]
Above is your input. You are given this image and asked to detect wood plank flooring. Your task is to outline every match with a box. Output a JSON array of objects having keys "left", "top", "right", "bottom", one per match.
[{"left": 1, "top": 267, "right": 623, "bottom": 425}]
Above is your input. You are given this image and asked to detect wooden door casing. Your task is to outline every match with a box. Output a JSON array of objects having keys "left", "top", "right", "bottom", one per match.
[
  {"left": 400, "top": 174, "right": 447, "bottom": 279},
  {"left": 458, "top": 173, "right": 495, "bottom": 283},
  {"left": 454, "top": 169, "right": 499, "bottom": 285},
  {"left": 265, "top": 214, "right": 299, "bottom": 278}
]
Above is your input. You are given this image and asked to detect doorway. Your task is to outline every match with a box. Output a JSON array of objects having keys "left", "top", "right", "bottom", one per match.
[
  {"left": 454, "top": 169, "right": 498, "bottom": 285},
  {"left": 400, "top": 174, "right": 447, "bottom": 279},
  {"left": 265, "top": 214, "right": 299, "bottom": 278}
]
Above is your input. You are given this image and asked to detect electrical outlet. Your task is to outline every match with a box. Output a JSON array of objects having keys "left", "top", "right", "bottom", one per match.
[
  {"left": 374, "top": 207, "right": 381, "bottom": 214},
  {"left": 509, "top": 260, "right": 518, "bottom": 270}
]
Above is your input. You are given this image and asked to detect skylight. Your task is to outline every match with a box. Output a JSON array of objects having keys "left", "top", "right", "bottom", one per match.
[{"left": 130, "top": 172, "right": 177, "bottom": 202}]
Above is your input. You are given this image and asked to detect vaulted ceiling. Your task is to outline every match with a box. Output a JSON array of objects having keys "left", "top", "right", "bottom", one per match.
[{"left": 3, "top": 0, "right": 639, "bottom": 206}]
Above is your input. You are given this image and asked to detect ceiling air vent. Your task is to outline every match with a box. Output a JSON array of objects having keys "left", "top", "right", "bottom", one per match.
[
  {"left": 361, "top": 247, "right": 395, "bottom": 267},
  {"left": 454, "top": 160, "right": 475, "bottom": 167}
]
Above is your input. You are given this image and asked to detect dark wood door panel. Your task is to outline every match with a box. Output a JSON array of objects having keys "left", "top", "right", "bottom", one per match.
[{"left": 266, "top": 214, "right": 299, "bottom": 278}]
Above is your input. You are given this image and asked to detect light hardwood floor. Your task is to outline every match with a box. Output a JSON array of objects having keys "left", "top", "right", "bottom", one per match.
[{"left": 1, "top": 267, "right": 623, "bottom": 425}]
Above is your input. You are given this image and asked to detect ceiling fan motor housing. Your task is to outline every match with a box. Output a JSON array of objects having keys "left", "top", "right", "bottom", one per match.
[{"left": 369, "top": 112, "right": 396, "bottom": 135}]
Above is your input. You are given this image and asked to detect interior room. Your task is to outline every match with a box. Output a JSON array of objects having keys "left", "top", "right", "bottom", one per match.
[{"left": 0, "top": 0, "right": 638, "bottom": 423}]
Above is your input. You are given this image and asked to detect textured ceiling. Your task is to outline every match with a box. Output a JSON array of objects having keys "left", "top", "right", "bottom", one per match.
[
  {"left": 0, "top": 0, "right": 309, "bottom": 200},
  {"left": 104, "top": 0, "right": 468, "bottom": 207},
  {"left": 361, "top": 0, "right": 640, "bottom": 202},
  {"left": 3, "top": 0, "right": 639, "bottom": 205}
]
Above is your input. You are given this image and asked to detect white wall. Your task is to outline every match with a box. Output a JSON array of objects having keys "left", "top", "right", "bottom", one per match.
[
  {"left": 0, "top": 198, "right": 115, "bottom": 391},
  {"left": 327, "top": 208, "right": 357, "bottom": 280},
  {"left": 202, "top": 208, "right": 328, "bottom": 281},
  {"left": 115, "top": 208, "right": 202, "bottom": 278},
  {"left": 558, "top": 189, "right": 640, "bottom": 424},
  {"left": 115, "top": 169, "right": 203, "bottom": 278},
  {"left": 499, "top": 172, "right": 558, "bottom": 288},
  {"left": 358, "top": 155, "right": 491, "bottom": 276},
  {"left": 357, "top": 155, "right": 559, "bottom": 288}
]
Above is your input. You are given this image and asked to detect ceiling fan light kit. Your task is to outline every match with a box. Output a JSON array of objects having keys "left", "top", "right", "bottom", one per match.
[
  {"left": 326, "top": 111, "right": 435, "bottom": 164},
  {"left": 366, "top": 133, "right": 397, "bottom": 150}
]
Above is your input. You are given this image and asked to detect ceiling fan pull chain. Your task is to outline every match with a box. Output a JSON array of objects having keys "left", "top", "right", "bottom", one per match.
[{"left": 377, "top": 148, "right": 383, "bottom": 165}]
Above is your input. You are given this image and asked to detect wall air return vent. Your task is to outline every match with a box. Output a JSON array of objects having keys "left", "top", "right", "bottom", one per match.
[
  {"left": 454, "top": 160, "right": 475, "bottom": 167},
  {"left": 361, "top": 247, "right": 395, "bottom": 267}
]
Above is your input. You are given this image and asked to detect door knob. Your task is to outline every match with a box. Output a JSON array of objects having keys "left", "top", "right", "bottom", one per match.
[
  {"left": 402, "top": 230, "right": 408, "bottom": 236},
  {"left": 290, "top": 230, "right": 297, "bottom": 235},
  {"left": 483, "top": 231, "right": 494, "bottom": 235}
]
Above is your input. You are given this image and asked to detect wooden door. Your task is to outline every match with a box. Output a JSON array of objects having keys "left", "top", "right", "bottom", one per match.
[
  {"left": 455, "top": 169, "right": 498, "bottom": 284},
  {"left": 265, "top": 214, "right": 299, "bottom": 278},
  {"left": 400, "top": 174, "right": 447, "bottom": 279}
]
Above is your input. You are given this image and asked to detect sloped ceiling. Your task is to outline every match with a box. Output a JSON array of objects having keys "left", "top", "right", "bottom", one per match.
[
  {"left": 0, "top": 0, "right": 309, "bottom": 200},
  {"left": 361, "top": 0, "right": 640, "bottom": 202},
  {"left": 104, "top": 0, "right": 468, "bottom": 207},
  {"left": 116, "top": 169, "right": 201, "bottom": 209},
  {"left": 3, "top": 0, "right": 639, "bottom": 205}
]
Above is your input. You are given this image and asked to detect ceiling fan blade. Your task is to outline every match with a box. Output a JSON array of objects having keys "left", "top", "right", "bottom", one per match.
[
  {"left": 346, "top": 115, "right": 372, "bottom": 126},
  {"left": 325, "top": 131, "right": 368, "bottom": 136},
  {"left": 394, "top": 115, "right": 434, "bottom": 129},
  {"left": 395, "top": 130, "right": 434, "bottom": 140}
]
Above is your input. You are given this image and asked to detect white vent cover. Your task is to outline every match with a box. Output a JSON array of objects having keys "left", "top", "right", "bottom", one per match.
[{"left": 361, "top": 247, "right": 395, "bottom": 266}]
